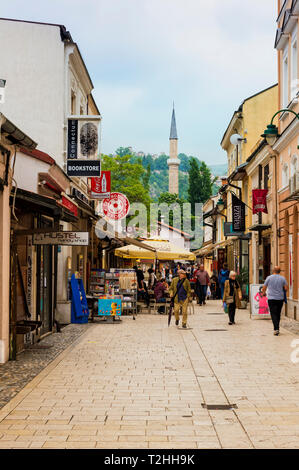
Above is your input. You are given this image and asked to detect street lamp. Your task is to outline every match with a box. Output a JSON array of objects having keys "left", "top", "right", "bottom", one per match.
[{"left": 262, "top": 109, "right": 299, "bottom": 146}]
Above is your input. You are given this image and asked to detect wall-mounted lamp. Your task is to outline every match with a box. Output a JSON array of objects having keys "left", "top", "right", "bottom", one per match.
[{"left": 230, "top": 134, "right": 247, "bottom": 145}]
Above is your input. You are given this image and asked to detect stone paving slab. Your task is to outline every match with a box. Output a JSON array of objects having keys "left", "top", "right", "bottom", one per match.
[
  {"left": 0, "top": 323, "right": 90, "bottom": 409},
  {"left": 0, "top": 301, "right": 298, "bottom": 449}
]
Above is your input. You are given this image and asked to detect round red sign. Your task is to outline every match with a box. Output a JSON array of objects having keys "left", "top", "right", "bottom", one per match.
[{"left": 102, "top": 192, "right": 130, "bottom": 220}]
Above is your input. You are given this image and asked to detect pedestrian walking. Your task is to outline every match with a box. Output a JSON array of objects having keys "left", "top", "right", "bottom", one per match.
[
  {"left": 169, "top": 269, "right": 191, "bottom": 328},
  {"left": 262, "top": 266, "right": 288, "bottom": 336},
  {"left": 194, "top": 264, "right": 210, "bottom": 305},
  {"left": 218, "top": 263, "right": 230, "bottom": 299},
  {"left": 223, "top": 271, "right": 242, "bottom": 325}
]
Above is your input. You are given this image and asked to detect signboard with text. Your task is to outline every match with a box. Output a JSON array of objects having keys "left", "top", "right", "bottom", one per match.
[
  {"left": 33, "top": 232, "right": 89, "bottom": 246},
  {"left": 67, "top": 160, "right": 101, "bottom": 177},
  {"left": 67, "top": 119, "right": 78, "bottom": 159},
  {"left": 90, "top": 171, "right": 111, "bottom": 199},
  {"left": 232, "top": 194, "right": 246, "bottom": 232},
  {"left": 252, "top": 189, "right": 268, "bottom": 214}
]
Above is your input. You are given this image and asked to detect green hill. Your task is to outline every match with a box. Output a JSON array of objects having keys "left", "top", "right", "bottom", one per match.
[{"left": 137, "top": 153, "right": 227, "bottom": 200}]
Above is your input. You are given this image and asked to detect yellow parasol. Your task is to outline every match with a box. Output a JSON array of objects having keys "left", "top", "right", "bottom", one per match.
[{"left": 115, "top": 239, "right": 196, "bottom": 261}]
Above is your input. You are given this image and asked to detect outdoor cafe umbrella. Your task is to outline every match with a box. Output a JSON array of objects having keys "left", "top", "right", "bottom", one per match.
[{"left": 114, "top": 239, "right": 196, "bottom": 261}]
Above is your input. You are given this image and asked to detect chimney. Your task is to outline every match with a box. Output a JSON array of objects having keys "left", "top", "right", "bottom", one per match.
[{"left": 221, "top": 177, "right": 228, "bottom": 186}]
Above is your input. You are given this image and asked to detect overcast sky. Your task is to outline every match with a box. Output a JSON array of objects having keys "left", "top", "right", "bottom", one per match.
[{"left": 1, "top": 0, "right": 277, "bottom": 163}]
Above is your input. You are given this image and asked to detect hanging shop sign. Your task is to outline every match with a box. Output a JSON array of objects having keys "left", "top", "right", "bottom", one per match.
[
  {"left": 67, "top": 159, "right": 101, "bottom": 177},
  {"left": 224, "top": 222, "right": 244, "bottom": 237},
  {"left": 232, "top": 194, "right": 246, "bottom": 232},
  {"left": 67, "top": 117, "right": 101, "bottom": 159},
  {"left": 252, "top": 189, "right": 268, "bottom": 215},
  {"left": 67, "top": 119, "right": 78, "bottom": 159},
  {"left": 33, "top": 232, "right": 89, "bottom": 246},
  {"left": 90, "top": 171, "right": 111, "bottom": 199},
  {"left": 102, "top": 192, "right": 130, "bottom": 220}
]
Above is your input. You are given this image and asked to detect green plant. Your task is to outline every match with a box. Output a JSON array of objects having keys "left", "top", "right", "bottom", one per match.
[{"left": 236, "top": 267, "right": 249, "bottom": 301}]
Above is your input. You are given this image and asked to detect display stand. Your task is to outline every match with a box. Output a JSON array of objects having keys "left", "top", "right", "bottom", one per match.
[
  {"left": 107, "top": 269, "right": 137, "bottom": 318},
  {"left": 71, "top": 274, "right": 89, "bottom": 324},
  {"left": 88, "top": 268, "right": 138, "bottom": 321},
  {"left": 89, "top": 269, "right": 105, "bottom": 296}
]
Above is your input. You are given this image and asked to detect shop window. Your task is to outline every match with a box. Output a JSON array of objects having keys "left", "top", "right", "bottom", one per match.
[
  {"left": 282, "top": 163, "right": 289, "bottom": 188},
  {"left": 291, "top": 28, "right": 298, "bottom": 100},
  {"left": 291, "top": 155, "right": 298, "bottom": 176},
  {"left": 71, "top": 90, "right": 76, "bottom": 115},
  {"left": 264, "top": 164, "right": 270, "bottom": 190},
  {"left": 282, "top": 49, "right": 289, "bottom": 107}
]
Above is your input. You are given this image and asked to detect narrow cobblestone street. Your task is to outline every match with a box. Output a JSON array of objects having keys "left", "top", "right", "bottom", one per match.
[{"left": 0, "top": 301, "right": 298, "bottom": 449}]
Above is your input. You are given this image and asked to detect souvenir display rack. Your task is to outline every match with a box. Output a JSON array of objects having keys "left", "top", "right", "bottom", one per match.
[
  {"left": 89, "top": 268, "right": 137, "bottom": 317},
  {"left": 107, "top": 269, "right": 137, "bottom": 316},
  {"left": 89, "top": 269, "right": 105, "bottom": 297}
]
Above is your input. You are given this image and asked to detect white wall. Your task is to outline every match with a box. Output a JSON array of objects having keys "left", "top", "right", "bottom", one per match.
[
  {"left": 158, "top": 225, "right": 188, "bottom": 250},
  {"left": 13, "top": 151, "right": 50, "bottom": 193},
  {"left": 0, "top": 20, "right": 65, "bottom": 165}
]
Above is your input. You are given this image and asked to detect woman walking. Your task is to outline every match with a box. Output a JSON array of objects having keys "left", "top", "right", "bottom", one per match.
[{"left": 223, "top": 271, "right": 242, "bottom": 325}]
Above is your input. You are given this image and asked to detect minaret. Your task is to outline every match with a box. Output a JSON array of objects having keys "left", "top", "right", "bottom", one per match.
[{"left": 167, "top": 106, "right": 180, "bottom": 194}]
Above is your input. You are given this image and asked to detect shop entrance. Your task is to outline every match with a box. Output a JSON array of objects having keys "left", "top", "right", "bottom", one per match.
[
  {"left": 36, "top": 218, "right": 53, "bottom": 335},
  {"left": 263, "top": 242, "right": 271, "bottom": 280}
]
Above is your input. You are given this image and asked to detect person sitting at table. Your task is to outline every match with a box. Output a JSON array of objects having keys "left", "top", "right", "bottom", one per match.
[
  {"left": 134, "top": 265, "right": 150, "bottom": 307},
  {"left": 154, "top": 278, "right": 169, "bottom": 314},
  {"left": 148, "top": 268, "right": 157, "bottom": 290}
]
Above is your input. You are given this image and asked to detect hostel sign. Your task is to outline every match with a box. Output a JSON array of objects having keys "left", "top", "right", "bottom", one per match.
[{"left": 33, "top": 232, "right": 89, "bottom": 246}]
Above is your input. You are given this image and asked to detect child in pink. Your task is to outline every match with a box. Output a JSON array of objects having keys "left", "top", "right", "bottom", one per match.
[{"left": 254, "top": 287, "right": 269, "bottom": 315}]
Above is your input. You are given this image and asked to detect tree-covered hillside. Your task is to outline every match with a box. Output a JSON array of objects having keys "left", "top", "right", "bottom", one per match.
[{"left": 106, "top": 148, "right": 227, "bottom": 201}]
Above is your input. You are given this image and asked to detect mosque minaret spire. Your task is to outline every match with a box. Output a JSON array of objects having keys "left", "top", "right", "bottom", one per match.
[{"left": 167, "top": 104, "right": 180, "bottom": 194}]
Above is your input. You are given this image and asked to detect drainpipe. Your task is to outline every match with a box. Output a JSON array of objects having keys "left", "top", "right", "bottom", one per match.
[{"left": 266, "top": 145, "right": 279, "bottom": 266}]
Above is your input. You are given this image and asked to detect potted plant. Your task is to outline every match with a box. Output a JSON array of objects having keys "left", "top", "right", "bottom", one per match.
[{"left": 236, "top": 267, "right": 249, "bottom": 309}]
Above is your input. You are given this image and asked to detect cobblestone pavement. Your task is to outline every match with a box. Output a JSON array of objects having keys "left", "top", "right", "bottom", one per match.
[
  {"left": 0, "top": 301, "right": 298, "bottom": 449},
  {"left": 0, "top": 323, "right": 90, "bottom": 410}
]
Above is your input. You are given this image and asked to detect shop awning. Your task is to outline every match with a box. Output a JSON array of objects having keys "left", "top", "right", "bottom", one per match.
[
  {"left": 249, "top": 224, "right": 272, "bottom": 232},
  {"left": 229, "top": 162, "right": 248, "bottom": 181},
  {"left": 115, "top": 239, "right": 196, "bottom": 261},
  {"left": 10, "top": 187, "right": 61, "bottom": 217},
  {"left": 193, "top": 243, "right": 215, "bottom": 257},
  {"left": 213, "top": 239, "right": 231, "bottom": 249},
  {"left": 95, "top": 222, "right": 157, "bottom": 252}
]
